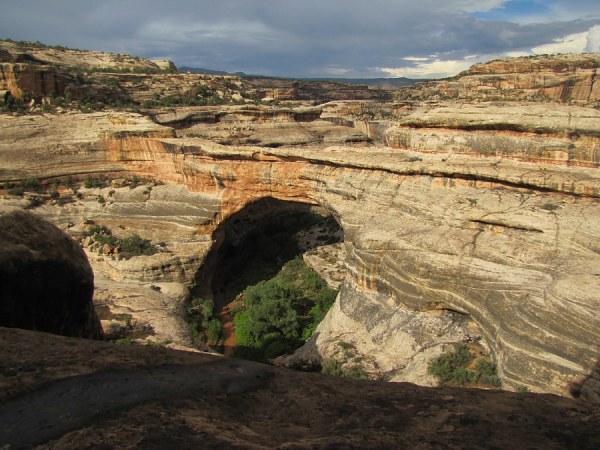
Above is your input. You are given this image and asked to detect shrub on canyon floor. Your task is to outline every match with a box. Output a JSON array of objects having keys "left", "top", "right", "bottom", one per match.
[
  {"left": 84, "top": 176, "right": 111, "bottom": 189},
  {"left": 5, "top": 178, "right": 41, "bottom": 196},
  {"left": 232, "top": 257, "right": 338, "bottom": 361},
  {"left": 119, "top": 234, "right": 157, "bottom": 258},
  {"left": 7, "top": 186, "right": 24, "bottom": 196},
  {"left": 318, "top": 341, "right": 370, "bottom": 380},
  {"left": 321, "top": 357, "right": 369, "bottom": 380},
  {"left": 21, "top": 177, "right": 41, "bottom": 191},
  {"left": 428, "top": 343, "right": 501, "bottom": 387},
  {"left": 186, "top": 297, "right": 223, "bottom": 346},
  {"left": 25, "top": 197, "right": 44, "bottom": 209}
]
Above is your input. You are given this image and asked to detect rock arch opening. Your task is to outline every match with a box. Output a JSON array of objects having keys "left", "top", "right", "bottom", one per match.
[{"left": 192, "top": 197, "right": 345, "bottom": 359}]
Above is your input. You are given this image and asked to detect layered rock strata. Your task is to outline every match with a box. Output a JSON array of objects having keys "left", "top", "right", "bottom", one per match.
[
  {"left": 1, "top": 108, "right": 599, "bottom": 401},
  {"left": 385, "top": 103, "right": 600, "bottom": 166},
  {"left": 0, "top": 40, "right": 174, "bottom": 72},
  {"left": 0, "top": 39, "right": 392, "bottom": 106},
  {"left": 397, "top": 53, "right": 600, "bottom": 106}
]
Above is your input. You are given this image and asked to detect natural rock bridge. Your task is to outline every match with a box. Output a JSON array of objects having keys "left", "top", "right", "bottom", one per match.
[{"left": 1, "top": 108, "right": 599, "bottom": 401}]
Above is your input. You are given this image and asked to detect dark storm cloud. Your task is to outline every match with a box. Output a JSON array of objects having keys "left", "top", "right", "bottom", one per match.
[{"left": 1, "top": 1, "right": 599, "bottom": 78}]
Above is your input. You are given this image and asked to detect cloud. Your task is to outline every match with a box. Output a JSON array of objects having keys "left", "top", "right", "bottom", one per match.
[
  {"left": 532, "top": 31, "right": 589, "bottom": 54},
  {"left": 0, "top": 1, "right": 599, "bottom": 78},
  {"left": 381, "top": 59, "right": 475, "bottom": 79},
  {"left": 586, "top": 25, "right": 600, "bottom": 51},
  {"left": 530, "top": 24, "right": 600, "bottom": 54},
  {"left": 541, "top": 0, "right": 600, "bottom": 22},
  {"left": 403, "top": 57, "right": 431, "bottom": 62}
]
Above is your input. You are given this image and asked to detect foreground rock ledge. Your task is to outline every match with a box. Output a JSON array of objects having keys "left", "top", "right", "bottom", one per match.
[{"left": 0, "top": 327, "right": 598, "bottom": 449}]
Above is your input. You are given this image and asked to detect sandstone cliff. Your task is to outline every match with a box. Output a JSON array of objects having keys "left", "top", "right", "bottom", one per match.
[
  {"left": 1, "top": 43, "right": 600, "bottom": 403},
  {"left": 1, "top": 105, "right": 599, "bottom": 401},
  {"left": 385, "top": 103, "right": 600, "bottom": 166},
  {"left": 0, "top": 39, "right": 174, "bottom": 72},
  {"left": 0, "top": 39, "right": 390, "bottom": 104},
  {"left": 0, "top": 39, "right": 175, "bottom": 101},
  {"left": 397, "top": 53, "right": 600, "bottom": 106}
]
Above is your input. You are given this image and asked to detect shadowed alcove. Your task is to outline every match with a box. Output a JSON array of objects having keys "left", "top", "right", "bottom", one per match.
[{"left": 192, "top": 197, "right": 344, "bottom": 358}]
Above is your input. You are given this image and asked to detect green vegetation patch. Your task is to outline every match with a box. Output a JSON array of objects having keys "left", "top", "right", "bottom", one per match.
[
  {"left": 186, "top": 297, "right": 223, "bottom": 347},
  {"left": 141, "top": 83, "right": 233, "bottom": 108},
  {"left": 319, "top": 341, "right": 369, "bottom": 380},
  {"left": 3, "top": 178, "right": 41, "bottom": 196},
  {"left": 428, "top": 343, "right": 501, "bottom": 387},
  {"left": 321, "top": 357, "right": 369, "bottom": 380},
  {"left": 233, "top": 257, "right": 338, "bottom": 362},
  {"left": 84, "top": 175, "right": 111, "bottom": 189},
  {"left": 83, "top": 225, "right": 157, "bottom": 259}
]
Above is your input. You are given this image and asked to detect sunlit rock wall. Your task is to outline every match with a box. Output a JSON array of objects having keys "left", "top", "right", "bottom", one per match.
[{"left": 1, "top": 110, "right": 599, "bottom": 400}]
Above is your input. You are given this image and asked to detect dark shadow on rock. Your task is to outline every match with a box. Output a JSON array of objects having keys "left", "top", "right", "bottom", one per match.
[
  {"left": 0, "top": 209, "right": 102, "bottom": 339},
  {"left": 570, "top": 358, "right": 600, "bottom": 404},
  {"left": 193, "top": 197, "right": 341, "bottom": 310},
  {"left": 191, "top": 197, "right": 343, "bottom": 359},
  {"left": 0, "top": 359, "right": 269, "bottom": 448}
]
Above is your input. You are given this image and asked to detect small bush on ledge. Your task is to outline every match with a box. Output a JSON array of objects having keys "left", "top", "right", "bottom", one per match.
[
  {"left": 83, "top": 225, "right": 157, "bottom": 259},
  {"left": 119, "top": 234, "right": 157, "bottom": 259},
  {"left": 321, "top": 357, "right": 369, "bottom": 380}
]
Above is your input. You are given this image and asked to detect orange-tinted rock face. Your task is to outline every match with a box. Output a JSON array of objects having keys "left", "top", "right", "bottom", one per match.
[
  {"left": 399, "top": 54, "right": 600, "bottom": 105},
  {"left": 1, "top": 106, "right": 599, "bottom": 401},
  {"left": 0, "top": 63, "right": 74, "bottom": 99},
  {"left": 468, "top": 55, "right": 600, "bottom": 74}
]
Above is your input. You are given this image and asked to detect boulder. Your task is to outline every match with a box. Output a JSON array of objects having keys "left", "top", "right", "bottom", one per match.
[{"left": 0, "top": 208, "right": 102, "bottom": 338}]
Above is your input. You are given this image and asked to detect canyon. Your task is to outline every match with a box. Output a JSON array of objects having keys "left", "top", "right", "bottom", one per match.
[{"left": 1, "top": 40, "right": 600, "bottom": 447}]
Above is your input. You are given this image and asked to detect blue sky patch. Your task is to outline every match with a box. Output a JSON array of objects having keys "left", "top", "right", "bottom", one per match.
[{"left": 474, "top": 1, "right": 552, "bottom": 21}]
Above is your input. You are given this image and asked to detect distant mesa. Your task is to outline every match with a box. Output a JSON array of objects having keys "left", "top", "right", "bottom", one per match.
[{"left": 398, "top": 53, "right": 600, "bottom": 105}]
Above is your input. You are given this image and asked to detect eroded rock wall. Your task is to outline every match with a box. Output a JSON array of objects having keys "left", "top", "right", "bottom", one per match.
[
  {"left": 0, "top": 63, "right": 75, "bottom": 99},
  {"left": 1, "top": 110, "right": 599, "bottom": 400},
  {"left": 398, "top": 53, "right": 600, "bottom": 106},
  {"left": 385, "top": 103, "right": 600, "bottom": 166},
  {"left": 0, "top": 40, "right": 174, "bottom": 72}
]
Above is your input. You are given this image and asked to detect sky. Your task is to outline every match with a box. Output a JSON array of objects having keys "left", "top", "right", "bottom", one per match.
[{"left": 1, "top": 0, "right": 599, "bottom": 79}]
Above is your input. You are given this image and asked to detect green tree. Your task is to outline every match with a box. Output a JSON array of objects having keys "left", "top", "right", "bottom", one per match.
[
  {"left": 206, "top": 318, "right": 223, "bottom": 346},
  {"left": 232, "top": 257, "right": 338, "bottom": 361},
  {"left": 120, "top": 234, "right": 157, "bottom": 258},
  {"left": 235, "top": 281, "right": 299, "bottom": 346}
]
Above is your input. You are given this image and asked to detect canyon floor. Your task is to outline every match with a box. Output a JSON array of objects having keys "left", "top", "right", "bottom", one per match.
[{"left": 1, "top": 327, "right": 599, "bottom": 449}]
